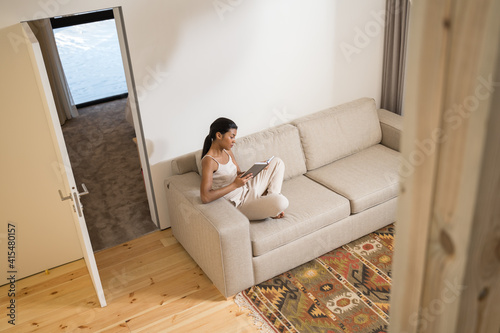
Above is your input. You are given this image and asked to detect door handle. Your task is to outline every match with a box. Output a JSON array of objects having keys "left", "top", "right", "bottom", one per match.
[
  {"left": 58, "top": 183, "right": 89, "bottom": 201},
  {"left": 59, "top": 184, "right": 89, "bottom": 217},
  {"left": 78, "top": 183, "right": 89, "bottom": 197},
  {"left": 73, "top": 192, "right": 83, "bottom": 217},
  {"left": 59, "top": 189, "right": 73, "bottom": 201},
  {"left": 73, "top": 184, "right": 89, "bottom": 217}
]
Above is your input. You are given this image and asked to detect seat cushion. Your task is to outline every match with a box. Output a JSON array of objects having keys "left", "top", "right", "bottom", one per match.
[
  {"left": 292, "top": 97, "right": 382, "bottom": 170},
  {"left": 249, "top": 175, "right": 350, "bottom": 257},
  {"left": 305, "top": 144, "right": 399, "bottom": 214}
]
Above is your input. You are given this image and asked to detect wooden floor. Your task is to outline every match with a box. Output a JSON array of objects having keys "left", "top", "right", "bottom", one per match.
[{"left": 0, "top": 229, "right": 259, "bottom": 332}]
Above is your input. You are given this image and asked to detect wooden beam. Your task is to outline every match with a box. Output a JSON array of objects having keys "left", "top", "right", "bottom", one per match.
[
  {"left": 454, "top": 2, "right": 500, "bottom": 329},
  {"left": 388, "top": 0, "right": 453, "bottom": 330},
  {"left": 390, "top": 0, "right": 500, "bottom": 332}
]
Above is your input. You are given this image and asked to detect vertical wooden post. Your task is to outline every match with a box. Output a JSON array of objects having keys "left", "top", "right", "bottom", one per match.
[
  {"left": 456, "top": 57, "right": 500, "bottom": 333},
  {"left": 389, "top": 0, "right": 500, "bottom": 332}
]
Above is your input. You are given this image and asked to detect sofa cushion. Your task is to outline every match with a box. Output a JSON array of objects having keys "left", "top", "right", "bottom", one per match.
[
  {"left": 195, "top": 124, "right": 306, "bottom": 181},
  {"left": 292, "top": 97, "right": 382, "bottom": 170},
  {"left": 172, "top": 151, "right": 198, "bottom": 175},
  {"left": 305, "top": 144, "right": 399, "bottom": 214},
  {"left": 249, "top": 175, "right": 350, "bottom": 257}
]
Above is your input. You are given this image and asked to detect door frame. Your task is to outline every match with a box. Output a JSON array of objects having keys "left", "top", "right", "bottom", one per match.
[
  {"left": 29, "top": 6, "right": 159, "bottom": 228},
  {"left": 113, "top": 7, "right": 159, "bottom": 228},
  {"left": 20, "top": 6, "right": 160, "bottom": 307}
]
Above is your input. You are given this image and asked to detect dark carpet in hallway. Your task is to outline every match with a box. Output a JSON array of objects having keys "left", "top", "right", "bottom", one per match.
[{"left": 62, "top": 98, "right": 158, "bottom": 252}]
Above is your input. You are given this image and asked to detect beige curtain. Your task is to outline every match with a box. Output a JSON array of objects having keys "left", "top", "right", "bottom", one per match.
[
  {"left": 380, "top": 0, "right": 411, "bottom": 115},
  {"left": 28, "top": 19, "right": 78, "bottom": 125}
]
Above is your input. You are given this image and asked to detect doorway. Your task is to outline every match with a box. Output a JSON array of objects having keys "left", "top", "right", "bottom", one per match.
[{"left": 27, "top": 8, "right": 159, "bottom": 252}]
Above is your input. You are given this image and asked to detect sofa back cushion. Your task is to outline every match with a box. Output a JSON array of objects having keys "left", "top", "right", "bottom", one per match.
[
  {"left": 232, "top": 124, "right": 306, "bottom": 181},
  {"left": 195, "top": 124, "right": 306, "bottom": 180},
  {"left": 292, "top": 97, "right": 382, "bottom": 170}
]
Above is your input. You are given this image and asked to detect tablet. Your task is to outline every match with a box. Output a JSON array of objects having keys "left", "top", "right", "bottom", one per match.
[{"left": 241, "top": 156, "right": 274, "bottom": 178}]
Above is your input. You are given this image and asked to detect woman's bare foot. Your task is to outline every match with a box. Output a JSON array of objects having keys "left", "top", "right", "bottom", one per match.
[{"left": 272, "top": 211, "right": 285, "bottom": 219}]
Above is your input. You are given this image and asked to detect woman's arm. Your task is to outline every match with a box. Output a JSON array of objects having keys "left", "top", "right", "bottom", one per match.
[{"left": 200, "top": 157, "right": 251, "bottom": 204}]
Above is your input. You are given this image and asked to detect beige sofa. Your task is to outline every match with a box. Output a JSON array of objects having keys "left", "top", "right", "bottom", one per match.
[{"left": 164, "top": 97, "right": 402, "bottom": 298}]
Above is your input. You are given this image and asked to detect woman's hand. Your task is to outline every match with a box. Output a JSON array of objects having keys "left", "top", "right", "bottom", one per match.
[{"left": 233, "top": 173, "right": 252, "bottom": 187}]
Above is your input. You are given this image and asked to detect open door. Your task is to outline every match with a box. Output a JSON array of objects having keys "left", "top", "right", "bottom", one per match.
[{"left": 21, "top": 22, "right": 107, "bottom": 307}]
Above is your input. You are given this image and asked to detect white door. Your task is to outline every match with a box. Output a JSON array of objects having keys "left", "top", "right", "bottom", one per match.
[{"left": 22, "top": 23, "right": 107, "bottom": 307}]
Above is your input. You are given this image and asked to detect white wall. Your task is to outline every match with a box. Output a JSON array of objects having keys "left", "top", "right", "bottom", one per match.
[{"left": 1, "top": 0, "right": 386, "bottom": 229}]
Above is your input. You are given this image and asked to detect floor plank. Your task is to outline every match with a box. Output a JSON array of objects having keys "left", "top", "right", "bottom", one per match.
[{"left": 0, "top": 228, "right": 257, "bottom": 332}]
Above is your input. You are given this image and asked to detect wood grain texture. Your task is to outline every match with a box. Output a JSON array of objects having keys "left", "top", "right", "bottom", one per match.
[
  {"left": 390, "top": 0, "right": 500, "bottom": 332},
  {"left": 388, "top": 0, "right": 452, "bottom": 331},
  {"left": 0, "top": 229, "right": 257, "bottom": 332},
  {"left": 455, "top": 2, "right": 500, "bottom": 329},
  {"left": 418, "top": 0, "right": 500, "bottom": 331}
]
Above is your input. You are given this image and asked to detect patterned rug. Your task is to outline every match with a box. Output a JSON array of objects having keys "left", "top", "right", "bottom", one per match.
[{"left": 236, "top": 223, "right": 394, "bottom": 333}]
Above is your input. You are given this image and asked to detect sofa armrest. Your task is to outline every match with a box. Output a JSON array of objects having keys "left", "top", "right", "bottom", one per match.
[
  {"left": 378, "top": 109, "right": 403, "bottom": 152},
  {"left": 164, "top": 172, "right": 254, "bottom": 297},
  {"left": 171, "top": 151, "right": 198, "bottom": 175}
]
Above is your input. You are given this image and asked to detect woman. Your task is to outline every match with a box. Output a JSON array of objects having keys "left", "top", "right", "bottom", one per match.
[{"left": 200, "top": 117, "right": 289, "bottom": 220}]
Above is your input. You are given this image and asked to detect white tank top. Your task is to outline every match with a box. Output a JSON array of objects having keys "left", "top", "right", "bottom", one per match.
[{"left": 203, "top": 150, "right": 247, "bottom": 206}]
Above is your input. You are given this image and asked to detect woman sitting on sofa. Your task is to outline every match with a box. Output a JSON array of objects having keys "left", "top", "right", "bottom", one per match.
[{"left": 200, "top": 117, "right": 289, "bottom": 220}]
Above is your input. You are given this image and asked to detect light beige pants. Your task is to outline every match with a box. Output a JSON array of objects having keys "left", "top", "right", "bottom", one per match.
[{"left": 237, "top": 157, "right": 289, "bottom": 220}]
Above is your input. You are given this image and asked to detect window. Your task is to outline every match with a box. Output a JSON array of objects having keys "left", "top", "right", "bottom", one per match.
[{"left": 52, "top": 9, "right": 128, "bottom": 106}]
